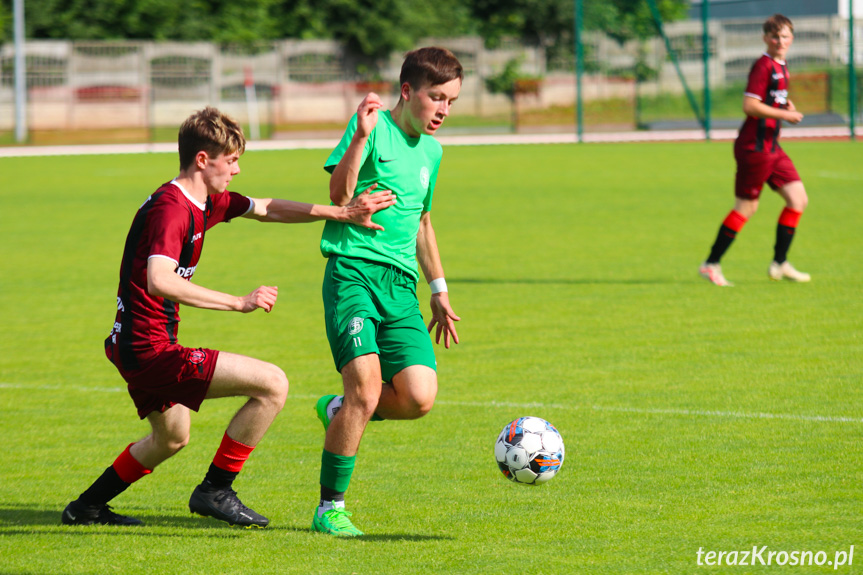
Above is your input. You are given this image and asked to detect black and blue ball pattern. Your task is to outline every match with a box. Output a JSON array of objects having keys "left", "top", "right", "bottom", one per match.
[{"left": 494, "top": 416, "right": 565, "bottom": 485}]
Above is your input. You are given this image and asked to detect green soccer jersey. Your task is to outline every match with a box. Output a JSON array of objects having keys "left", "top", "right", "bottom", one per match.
[{"left": 321, "top": 110, "right": 442, "bottom": 281}]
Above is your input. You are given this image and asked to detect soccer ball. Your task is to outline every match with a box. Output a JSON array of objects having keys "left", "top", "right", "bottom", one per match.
[{"left": 494, "top": 417, "right": 565, "bottom": 485}]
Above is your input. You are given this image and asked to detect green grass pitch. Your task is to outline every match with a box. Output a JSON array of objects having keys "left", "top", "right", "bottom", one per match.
[{"left": 1, "top": 140, "right": 861, "bottom": 574}]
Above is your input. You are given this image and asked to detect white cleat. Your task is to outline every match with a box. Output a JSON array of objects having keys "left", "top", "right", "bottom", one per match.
[
  {"left": 768, "top": 261, "right": 811, "bottom": 282},
  {"left": 699, "top": 262, "right": 733, "bottom": 287}
]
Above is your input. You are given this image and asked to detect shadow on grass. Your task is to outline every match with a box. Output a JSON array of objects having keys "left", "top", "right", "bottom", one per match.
[
  {"left": 282, "top": 524, "right": 454, "bottom": 541},
  {"left": 0, "top": 505, "right": 61, "bottom": 527},
  {"left": 0, "top": 503, "right": 260, "bottom": 535},
  {"left": 0, "top": 505, "right": 453, "bottom": 541},
  {"left": 346, "top": 533, "right": 454, "bottom": 542}
]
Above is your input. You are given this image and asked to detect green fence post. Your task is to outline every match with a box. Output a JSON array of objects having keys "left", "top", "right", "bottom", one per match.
[
  {"left": 646, "top": 0, "right": 705, "bottom": 134},
  {"left": 850, "top": 0, "right": 857, "bottom": 141},
  {"left": 575, "top": 0, "right": 584, "bottom": 143},
  {"left": 702, "top": 0, "right": 711, "bottom": 140}
]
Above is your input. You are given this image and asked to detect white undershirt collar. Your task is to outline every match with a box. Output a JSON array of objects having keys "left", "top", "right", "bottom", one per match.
[
  {"left": 764, "top": 52, "right": 786, "bottom": 65},
  {"left": 170, "top": 179, "right": 207, "bottom": 211}
]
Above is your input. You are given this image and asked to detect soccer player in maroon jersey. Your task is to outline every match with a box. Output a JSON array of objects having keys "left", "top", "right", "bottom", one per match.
[
  {"left": 61, "top": 107, "right": 395, "bottom": 528},
  {"left": 699, "top": 14, "right": 810, "bottom": 286}
]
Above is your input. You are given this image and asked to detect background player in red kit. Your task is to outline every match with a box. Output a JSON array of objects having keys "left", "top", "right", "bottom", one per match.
[
  {"left": 62, "top": 107, "right": 395, "bottom": 528},
  {"left": 699, "top": 14, "right": 810, "bottom": 286}
]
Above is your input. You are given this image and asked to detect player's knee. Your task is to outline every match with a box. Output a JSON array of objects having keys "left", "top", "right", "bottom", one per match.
[
  {"left": 783, "top": 183, "right": 807, "bottom": 212},
  {"left": 169, "top": 436, "right": 190, "bottom": 456},
  {"left": 358, "top": 393, "right": 382, "bottom": 420},
  {"left": 408, "top": 387, "right": 437, "bottom": 419},
  {"left": 400, "top": 377, "right": 437, "bottom": 419},
  {"left": 263, "top": 364, "right": 289, "bottom": 410},
  {"left": 404, "top": 398, "right": 434, "bottom": 420},
  {"left": 157, "top": 433, "right": 189, "bottom": 457},
  {"left": 346, "top": 389, "right": 381, "bottom": 421}
]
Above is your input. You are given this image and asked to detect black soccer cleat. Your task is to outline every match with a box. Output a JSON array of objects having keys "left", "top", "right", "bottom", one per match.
[
  {"left": 61, "top": 500, "right": 143, "bottom": 526},
  {"left": 188, "top": 484, "right": 269, "bottom": 528}
]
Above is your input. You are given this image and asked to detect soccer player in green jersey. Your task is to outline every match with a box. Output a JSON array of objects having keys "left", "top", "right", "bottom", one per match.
[{"left": 311, "top": 47, "right": 463, "bottom": 536}]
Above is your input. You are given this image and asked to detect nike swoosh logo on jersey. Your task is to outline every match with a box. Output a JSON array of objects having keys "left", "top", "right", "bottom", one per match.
[{"left": 378, "top": 157, "right": 397, "bottom": 163}]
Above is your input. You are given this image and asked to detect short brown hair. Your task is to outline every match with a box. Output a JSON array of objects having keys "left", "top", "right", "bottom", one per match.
[
  {"left": 178, "top": 107, "right": 246, "bottom": 170},
  {"left": 399, "top": 47, "right": 464, "bottom": 90},
  {"left": 763, "top": 14, "right": 793, "bottom": 35}
]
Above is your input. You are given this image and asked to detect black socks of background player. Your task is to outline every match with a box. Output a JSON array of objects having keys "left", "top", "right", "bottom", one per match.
[
  {"left": 774, "top": 208, "right": 802, "bottom": 264},
  {"left": 706, "top": 210, "right": 747, "bottom": 264}
]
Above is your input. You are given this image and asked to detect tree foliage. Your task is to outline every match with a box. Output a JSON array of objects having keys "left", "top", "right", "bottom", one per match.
[
  {"left": 599, "top": 0, "right": 690, "bottom": 44},
  {"left": 297, "top": 0, "right": 474, "bottom": 71},
  {"left": 485, "top": 58, "right": 527, "bottom": 98},
  {"left": 469, "top": 0, "right": 689, "bottom": 47},
  {"left": 0, "top": 1, "right": 8, "bottom": 42},
  {"left": 1, "top": 0, "right": 688, "bottom": 61},
  {"left": 470, "top": 0, "right": 573, "bottom": 50},
  {"left": 8, "top": 0, "right": 282, "bottom": 42}
]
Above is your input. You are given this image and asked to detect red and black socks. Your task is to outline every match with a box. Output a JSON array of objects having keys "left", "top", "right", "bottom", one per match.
[
  {"left": 202, "top": 432, "right": 255, "bottom": 490},
  {"left": 774, "top": 207, "right": 802, "bottom": 264},
  {"left": 78, "top": 443, "right": 152, "bottom": 507},
  {"left": 707, "top": 210, "right": 748, "bottom": 264}
]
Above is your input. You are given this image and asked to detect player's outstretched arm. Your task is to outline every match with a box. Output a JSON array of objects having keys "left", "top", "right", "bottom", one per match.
[
  {"left": 416, "top": 212, "right": 461, "bottom": 349},
  {"left": 329, "top": 93, "right": 384, "bottom": 206},
  {"left": 244, "top": 185, "right": 395, "bottom": 230},
  {"left": 341, "top": 185, "right": 396, "bottom": 230},
  {"left": 147, "top": 256, "right": 278, "bottom": 313}
]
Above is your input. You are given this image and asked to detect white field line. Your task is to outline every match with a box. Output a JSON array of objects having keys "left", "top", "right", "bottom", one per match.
[
  {"left": 435, "top": 400, "right": 863, "bottom": 424},
  {"left": 0, "top": 126, "right": 852, "bottom": 158},
  {"left": 816, "top": 170, "right": 863, "bottom": 180},
  {"left": 2, "top": 382, "right": 859, "bottom": 424}
]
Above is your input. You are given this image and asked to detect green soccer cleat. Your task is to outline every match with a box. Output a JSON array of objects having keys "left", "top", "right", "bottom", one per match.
[
  {"left": 315, "top": 394, "right": 342, "bottom": 431},
  {"left": 311, "top": 507, "right": 364, "bottom": 537}
]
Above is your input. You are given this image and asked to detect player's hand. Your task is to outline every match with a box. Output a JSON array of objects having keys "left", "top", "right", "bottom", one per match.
[
  {"left": 343, "top": 184, "right": 396, "bottom": 230},
  {"left": 241, "top": 285, "right": 278, "bottom": 313},
  {"left": 428, "top": 292, "right": 461, "bottom": 349},
  {"left": 785, "top": 110, "right": 803, "bottom": 124},
  {"left": 356, "top": 93, "right": 383, "bottom": 138},
  {"left": 785, "top": 101, "right": 803, "bottom": 124}
]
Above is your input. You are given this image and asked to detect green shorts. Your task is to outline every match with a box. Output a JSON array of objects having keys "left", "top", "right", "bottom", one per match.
[{"left": 323, "top": 255, "right": 436, "bottom": 382}]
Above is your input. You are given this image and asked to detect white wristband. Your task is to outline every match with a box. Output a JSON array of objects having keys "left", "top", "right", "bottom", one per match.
[{"left": 429, "top": 278, "right": 448, "bottom": 294}]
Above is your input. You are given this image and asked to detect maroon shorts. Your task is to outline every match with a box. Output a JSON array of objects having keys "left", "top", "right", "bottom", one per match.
[
  {"left": 107, "top": 344, "right": 220, "bottom": 419},
  {"left": 734, "top": 147, "right": 800, "bottom": 200}
]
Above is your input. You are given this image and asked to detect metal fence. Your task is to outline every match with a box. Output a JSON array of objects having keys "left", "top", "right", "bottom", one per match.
[
  {"left": 550, "top": 14, "right": 862, "bottom": 133},
  {"left": 1, "top": 14, "right": 860, "bottom": 142},
  {"left": 0, "top": 37, "right": 543, "bottom": 138}
]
